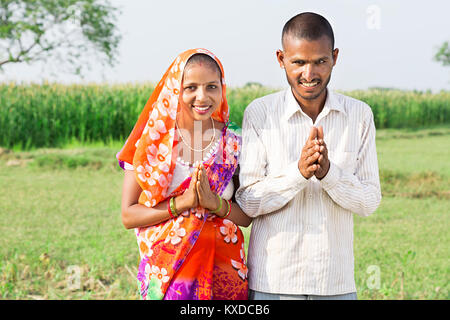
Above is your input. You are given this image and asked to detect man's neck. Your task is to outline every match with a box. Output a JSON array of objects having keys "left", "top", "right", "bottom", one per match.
[{"left": 292, "top": 88, "right": 328, "bottom": 124}]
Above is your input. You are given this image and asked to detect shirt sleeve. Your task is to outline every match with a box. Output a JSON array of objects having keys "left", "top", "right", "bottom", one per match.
[
  {"left": 319, "top": 106, "right": 382, "bottom": 217},
  {"left": 235, "top": 105, "right": 308, "bottom": 218}
]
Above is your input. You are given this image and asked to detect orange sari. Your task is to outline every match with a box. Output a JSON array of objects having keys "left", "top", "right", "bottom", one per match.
[{"left": 117, "top": 48, "right": 248, "bottom": 300}]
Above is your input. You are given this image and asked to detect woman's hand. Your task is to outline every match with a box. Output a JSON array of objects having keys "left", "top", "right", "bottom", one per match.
[
  {"left": 196, "top": 163, "right": 221, "bottom": 213},
  {"left": 175, "top": 166, "right": 199, "bottom": 212}
]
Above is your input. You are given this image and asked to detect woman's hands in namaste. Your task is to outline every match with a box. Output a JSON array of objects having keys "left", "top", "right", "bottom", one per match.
[
  {"left": 195, "top": 163, "right": 221, "bottom": 212},
  {"left": 175, "top": 163, "right": 220, "bottom": 214}
]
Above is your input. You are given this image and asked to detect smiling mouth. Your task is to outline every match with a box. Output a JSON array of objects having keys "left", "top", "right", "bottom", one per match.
[
  {"left": 192, "top": 105, "right": 212, "bottom": 114},
  {"left": 299, "top": 80, "right": 321, "bottom": 88}
]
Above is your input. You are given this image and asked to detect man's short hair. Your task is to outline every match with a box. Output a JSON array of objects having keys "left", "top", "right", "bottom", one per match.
[{"left": 282, "top": 12, "right": 335, "bottom": 50}]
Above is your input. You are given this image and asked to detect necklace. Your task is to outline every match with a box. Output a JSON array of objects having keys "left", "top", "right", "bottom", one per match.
[{"left": 175, "top": 118, "right": 216, "bottom": 152}]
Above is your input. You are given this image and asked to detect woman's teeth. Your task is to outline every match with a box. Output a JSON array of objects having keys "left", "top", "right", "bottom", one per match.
[{"left": 193, "top": 105, "right": 211, "bottom": 113}]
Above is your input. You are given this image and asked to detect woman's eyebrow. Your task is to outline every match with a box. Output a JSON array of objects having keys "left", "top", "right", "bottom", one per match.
[{"left": 184, "top": 80, "right": 220, "bottom": 85}]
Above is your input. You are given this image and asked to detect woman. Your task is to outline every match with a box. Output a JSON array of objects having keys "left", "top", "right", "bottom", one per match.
[{"left": 117, "top": 48, "right": 251, "bottom": 300}]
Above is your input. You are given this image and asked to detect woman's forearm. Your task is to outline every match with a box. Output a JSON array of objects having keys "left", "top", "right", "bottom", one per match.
[
  {"left": 121, "top": 194, "right": 196, "bottom": 229},
  {"left": 122, "top": 195, "right": 252, "bottom": 229},
  {"left": 122, "top": 200, "right": 171, "bottom": 229},
  {"left": 216, "top": 201, "right": 252, "bottom": 227}
]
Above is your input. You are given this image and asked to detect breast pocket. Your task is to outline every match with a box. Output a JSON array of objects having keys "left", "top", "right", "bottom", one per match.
[{"left": 328, "top": 150, "right": 358, "bottom": 175}]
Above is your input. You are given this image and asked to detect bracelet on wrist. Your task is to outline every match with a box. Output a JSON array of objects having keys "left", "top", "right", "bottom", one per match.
[
  {"left": 221, "top": 199, "right": 232, "bottom": 219},
  {"left": 168, "top": 197, "right": 179, "bottom": 218},
  {"left": 209, "top": 194, "right": 222, "bottom": 214},
  {"left": 167, "top": 197, "right": 174, "bottom": 218}
]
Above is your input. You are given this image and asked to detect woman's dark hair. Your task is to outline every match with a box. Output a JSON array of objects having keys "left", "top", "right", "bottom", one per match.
[{"left": 185, "top": 53, "right": 222, "bottom": 80}]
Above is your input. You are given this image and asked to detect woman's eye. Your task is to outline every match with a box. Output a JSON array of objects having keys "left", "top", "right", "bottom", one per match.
[{"left": 208, "top": 85, "right": 217, "bottom": 89}]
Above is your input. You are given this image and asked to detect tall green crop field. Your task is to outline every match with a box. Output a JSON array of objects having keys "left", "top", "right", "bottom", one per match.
[{"left": 0, "top": 82, "right": 448, "bottom": 149}]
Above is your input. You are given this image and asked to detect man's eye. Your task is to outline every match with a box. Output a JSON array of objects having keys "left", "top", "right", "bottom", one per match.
[
  {"left": 294, "top": 61, "right": 305, "bottom": 65},
  {"left": 317, "top": 59, "right": 325, "bottom": 64}
]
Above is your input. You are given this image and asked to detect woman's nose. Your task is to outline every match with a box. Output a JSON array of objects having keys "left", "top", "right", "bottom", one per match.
[{"left": 195, "top": 86, "right": 207, "bottom": 102}]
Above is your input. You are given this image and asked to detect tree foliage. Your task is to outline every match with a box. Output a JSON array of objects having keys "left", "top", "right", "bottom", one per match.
[
  {"left": 0, "top": 0, "right": 121, "bottom": 75},
  {"left": 434, "top": 41, "right": 450, "bottom": 67}
]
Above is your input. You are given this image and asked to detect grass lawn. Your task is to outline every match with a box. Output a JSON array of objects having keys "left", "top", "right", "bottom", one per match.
[{"left": 0, "top": 127, "right": 449, "bottom": 299}]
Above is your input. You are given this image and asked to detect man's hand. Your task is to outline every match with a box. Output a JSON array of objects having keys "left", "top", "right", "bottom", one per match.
[
  {"left": 298, "top": 126, "right": 321, "bottom": 179},
  {"left": 314, "top": 126, "right": 330, "bottom": 180}
]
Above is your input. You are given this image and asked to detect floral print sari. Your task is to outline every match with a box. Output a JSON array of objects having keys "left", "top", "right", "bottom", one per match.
[{"left": 116, "top": 48, "right": 248, "bottom": 300}]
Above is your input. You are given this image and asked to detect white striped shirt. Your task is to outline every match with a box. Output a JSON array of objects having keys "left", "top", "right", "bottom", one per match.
[{"left": 235, "top": 88, "right": 381, "bottom": 295}]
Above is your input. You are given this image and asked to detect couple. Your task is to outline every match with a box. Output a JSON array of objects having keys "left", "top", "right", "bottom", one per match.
[{"left": 117, "top": 12, "right": 381, "bottom": 300}]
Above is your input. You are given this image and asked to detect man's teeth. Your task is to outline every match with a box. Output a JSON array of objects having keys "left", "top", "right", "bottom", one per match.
[{"left": 302, "top": 82, "right": 319, "bottom": 87}]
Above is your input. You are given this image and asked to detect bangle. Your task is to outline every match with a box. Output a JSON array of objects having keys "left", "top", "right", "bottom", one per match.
[
  {"left": 221, "top": 199, "right": 232, "bottom": 219},
  {"left": 167, "top": 197, "right": 174, "bottom": 219},
  {"left": 170, "top": 197, "right": 178, "bottom": 217},
  {"left": 168, "top": 197, "right": 178, "bottom": 218},
  {"left": 209, "top": 194, "right": 222, "bottom": 214}
]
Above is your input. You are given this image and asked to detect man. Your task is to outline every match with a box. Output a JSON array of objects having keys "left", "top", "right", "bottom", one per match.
[{"left": 235, "top": 12, "right": 381, "bottom": 300}]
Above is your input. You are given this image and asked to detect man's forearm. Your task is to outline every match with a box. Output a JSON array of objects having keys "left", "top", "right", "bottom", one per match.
[{"left": 236, "top": 161, "right": 308, "bottom": 218}]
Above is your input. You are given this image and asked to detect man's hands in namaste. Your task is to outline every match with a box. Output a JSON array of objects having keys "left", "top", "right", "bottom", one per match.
[{"left": 298, "top": 126, "right": 330, "bottom": 180}]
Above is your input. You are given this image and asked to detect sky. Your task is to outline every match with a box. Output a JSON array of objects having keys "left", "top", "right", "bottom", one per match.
[{"left": 1, "top": 0, "right": 449, "bottom": 92}]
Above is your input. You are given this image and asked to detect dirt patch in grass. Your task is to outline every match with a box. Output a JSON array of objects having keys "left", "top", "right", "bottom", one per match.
[{"left": 380, "top": 170, "right": 449, "bottom": 199}]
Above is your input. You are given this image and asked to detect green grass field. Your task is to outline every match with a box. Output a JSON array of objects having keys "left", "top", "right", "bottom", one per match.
[{"left": 0, "top": 127, "right": 449, "bottom": 300}]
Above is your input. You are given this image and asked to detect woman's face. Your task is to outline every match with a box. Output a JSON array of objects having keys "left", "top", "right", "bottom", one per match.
[{"left": 179, "top": 63, "right": 222, "bottom": 122}]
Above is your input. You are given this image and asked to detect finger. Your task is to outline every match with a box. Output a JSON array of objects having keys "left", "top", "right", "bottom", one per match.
[
  {"left": 189, "top": 172, "right": 196, "bottom": 188},
  {"left": 306, "top": 163, "right": 318, "bottom": 173},
  {"left": 317, "top": 154, "right": 324, "bottom": 164},
  {"left": 307, "top": 126, "right": 318, "bottom": 142},
  {"left": 305, "top": 144, "right": 320, "bottom": 157},
  {"left": 319, "top": 142, "right": 328, "bottom": 158},
  {"left": 199, "top": 166, "right": 207, "bottom": 186},
  {"left": 303, "top": 139, "right": 320, "bottom": 155},
  {"left": 317, "top": 126, "right": 324, "bottom": 141},
  {"left": 198, "top": 179, "right": 207, "bottom": 199},
  {"left": 196, "top": 163, "right": 202, "bottom": 179},
  {"left": 200, "top": 164, "right": 206, "bottom": 177},
  {"left": 196, "top": 181, "right": 203, "bottom": 201},
  {"left": 306, "top": 152, "right": 320, "bottom": 166},
  {"left": 201, "top": 167, "right": 210, "bottom": 187}
]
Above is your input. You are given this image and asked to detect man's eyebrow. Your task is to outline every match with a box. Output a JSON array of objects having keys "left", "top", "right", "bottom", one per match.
[{"left": 291, "top": 56, "right": 329, "bottom": 63}]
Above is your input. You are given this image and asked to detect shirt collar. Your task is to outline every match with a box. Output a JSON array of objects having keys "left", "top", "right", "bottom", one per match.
[{"left": 283, "top": 88, "right": 346, "bottom": 121}]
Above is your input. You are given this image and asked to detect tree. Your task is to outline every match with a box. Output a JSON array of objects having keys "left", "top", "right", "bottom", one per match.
[
  {"left": 434, "top": 41, "right": 450, "bottom": 67},
  {"left": 0, "top": 0, "right": 121, "bottom": 75}
]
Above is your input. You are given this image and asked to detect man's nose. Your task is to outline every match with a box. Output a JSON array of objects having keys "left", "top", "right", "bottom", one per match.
[{"left": 302, "top": 63, "right": 315, "bottom": 81}]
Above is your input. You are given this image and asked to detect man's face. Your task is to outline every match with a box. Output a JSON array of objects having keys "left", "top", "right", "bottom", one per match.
[{"left": 277, "top": 35, "right": 338, "bottom": 103}]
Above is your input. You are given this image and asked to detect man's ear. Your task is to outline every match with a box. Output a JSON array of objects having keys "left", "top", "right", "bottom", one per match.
[
  {"left": 276, "top": 49, "right": 285, "bottom": 69},
  {"left": 332, "top": 48, "right": 339, "bottom": 67}
]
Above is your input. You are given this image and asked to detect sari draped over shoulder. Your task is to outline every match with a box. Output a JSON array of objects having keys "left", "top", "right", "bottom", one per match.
[{"left": 116, "top": 48, "right": 248, "bottom": 300}]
